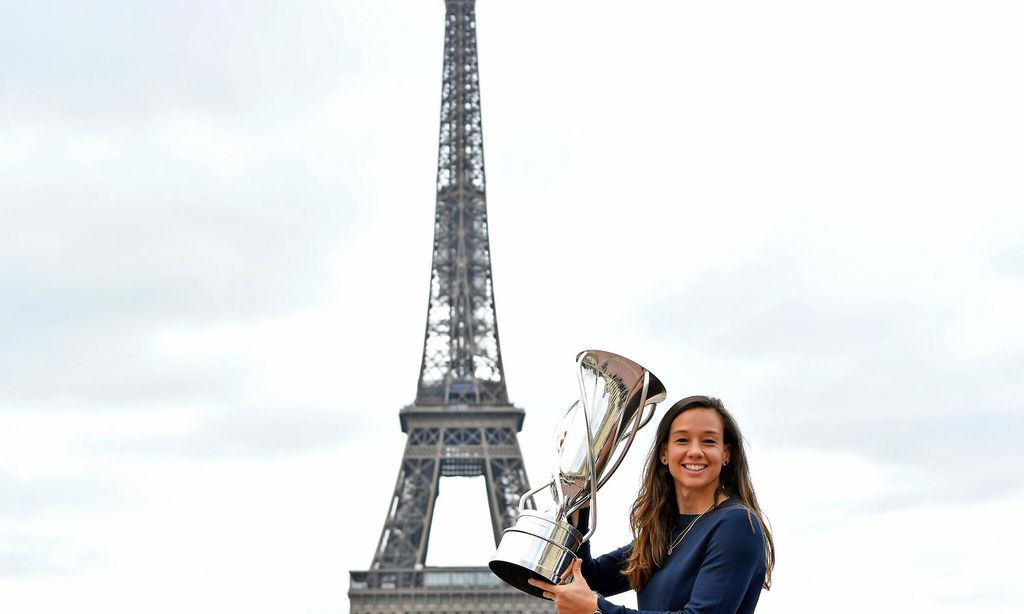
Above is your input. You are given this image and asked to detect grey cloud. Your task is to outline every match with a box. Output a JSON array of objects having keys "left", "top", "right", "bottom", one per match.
[
  {"left": 0, "top": 0, "right": 419, "bottom": 416},
  {"left": 0, "top": 0, "right": 357, "bottom": 124},
  {"left": 983, "top": 210, "right": 1024, "bottom": 279},
  {"left": 80, "top": 407, "right": 368, "bottom": 460},
  {"left": 651, "top": 236, "right": 955, "bottom": 359},
  {"left": 2, "top": 149, "right": 354, "bottom": 324},
  {"left": 0, "top": 471, "right": 126, "bottom": 518},
  {"left": 1, "top": 123, "right": 360, "bottom": 410},
  {"left": 0, "top": 332, "right": 242, "bottom": 409},
  {"left": 0, "top": 533, "right": 105, "bottom": 577},
  {"left": 935, "top": 591, "right": 1022, "bottom": 607},
  {"left": 643, "top": 227, "right": 1024, "bottom": 505},
  {"left": 995, "top": 240, "right": 1024, "bottom": 279}
]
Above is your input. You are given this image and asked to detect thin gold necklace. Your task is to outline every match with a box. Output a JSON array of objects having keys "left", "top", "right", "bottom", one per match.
[{"left": 667, "top": 501, "right": 716, "bottom": 556}]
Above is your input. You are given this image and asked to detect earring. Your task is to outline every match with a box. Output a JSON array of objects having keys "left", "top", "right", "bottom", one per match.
[{"left": 724, "top": 459, "right": 729, "bottom": 466}]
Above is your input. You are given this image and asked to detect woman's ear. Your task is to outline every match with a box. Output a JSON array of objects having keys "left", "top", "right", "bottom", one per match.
[
  {"left": 659, "top": 443, "right": 668, "bottom": 465},
  {"left": 723, "top": 443, "right": 732, "bottom": 466}
]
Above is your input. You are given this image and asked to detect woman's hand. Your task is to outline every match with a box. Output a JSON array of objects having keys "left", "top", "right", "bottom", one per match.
[{"left": 527, "top": 558, "right": 598, "bottom": 614}]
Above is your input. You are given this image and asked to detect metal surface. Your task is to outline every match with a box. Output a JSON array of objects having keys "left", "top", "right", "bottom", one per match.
[
  {"left": 488, "top": 511, "right": 582, "bottom": 598},
  {"left": 349, "top": 1, "right": 547, "bottom": 611},
  {"left": 489, "top": 351, "right": 664, "bottom": 598}
]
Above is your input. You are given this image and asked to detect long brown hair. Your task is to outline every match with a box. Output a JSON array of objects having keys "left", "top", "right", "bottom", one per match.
[{"left": 622, "top": 395, "right": 775, "bottom": 591}]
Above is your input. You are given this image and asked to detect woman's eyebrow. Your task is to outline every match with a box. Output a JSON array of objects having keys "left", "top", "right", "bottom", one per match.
[{"left": 670, "top": 429, "right": 722, "bottom": 436}]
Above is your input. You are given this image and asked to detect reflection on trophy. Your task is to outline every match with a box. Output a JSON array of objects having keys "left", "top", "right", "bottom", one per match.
[{"left": 489, "top": 350, "right": 666, "bottom": 597}]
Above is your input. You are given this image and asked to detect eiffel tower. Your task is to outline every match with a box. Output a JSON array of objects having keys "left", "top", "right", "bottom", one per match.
[{"left": 348, "top": 1, "right": 551, "bottom": 612}]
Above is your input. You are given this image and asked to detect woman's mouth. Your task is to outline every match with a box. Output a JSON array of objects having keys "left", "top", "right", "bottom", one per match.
[{"left": 683, "top": 464, "right": 707, "bottom": 472}]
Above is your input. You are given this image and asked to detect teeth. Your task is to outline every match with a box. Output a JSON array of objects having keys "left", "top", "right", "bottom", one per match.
[{"left": 684, "top": 464, "right": 707, "bottom": 471}]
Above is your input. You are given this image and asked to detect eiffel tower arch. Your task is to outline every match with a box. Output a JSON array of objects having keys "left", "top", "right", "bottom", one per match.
[{"left": 348, "top": 1, "right": 552, "bottom": 612}]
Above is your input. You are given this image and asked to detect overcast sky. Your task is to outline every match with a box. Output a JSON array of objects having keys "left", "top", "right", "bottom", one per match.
[{"left": 2, "top": 1, "right": 1023, "bottom": 613}]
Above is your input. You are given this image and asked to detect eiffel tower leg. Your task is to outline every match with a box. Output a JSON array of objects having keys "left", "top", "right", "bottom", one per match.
[
  {"left": 482, "top": 425, "right": 535, "bottom": 543},
  {"left": 372, "top": 427, "right": 443, "bottom": 570}
]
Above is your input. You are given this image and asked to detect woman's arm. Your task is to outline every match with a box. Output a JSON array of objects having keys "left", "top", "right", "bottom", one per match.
[{"left": 571, "top": 507, "right": 632, "bottom": 598}]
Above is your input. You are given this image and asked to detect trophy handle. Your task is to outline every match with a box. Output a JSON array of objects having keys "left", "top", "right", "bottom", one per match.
[
  {"left": 575, "top": 352, "right": 600, "bottom": 543},
  {"left": 518, "top": 481, "right": 549, "bottom": 512},
  {"left": 622, "top": 392, "right": 658, "bottom": 441},
  {"left": 597, "top": 371, "right": 657, "bottom": 491}
]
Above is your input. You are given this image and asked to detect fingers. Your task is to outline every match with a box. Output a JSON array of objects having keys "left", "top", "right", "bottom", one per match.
[
  {"left": 528, "top": 578, "right": 556, "bottom": 591},
  {"left": 564, "top": 557, "right": 581, "bottom": 579},
  {"left": 527, "top": 578, "right": 557, "bottom": 601},
  {"left": 529, "top": 560, "right": 586, "bottom": 599},
  {"left": 557, "top": 558, "right": 585, "bottom": 585},
  {"left": 567, "top": 558, "right": 589, "bottom": 590}
]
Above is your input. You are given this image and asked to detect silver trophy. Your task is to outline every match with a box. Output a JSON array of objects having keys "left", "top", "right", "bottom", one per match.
[{"left": 489, "top": 350, "right": 666, "bottom": 597}]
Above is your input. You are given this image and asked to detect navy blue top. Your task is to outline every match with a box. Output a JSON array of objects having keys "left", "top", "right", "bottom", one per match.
[{"left": 576, "top": 499, "right": 765, "bottom": 614}]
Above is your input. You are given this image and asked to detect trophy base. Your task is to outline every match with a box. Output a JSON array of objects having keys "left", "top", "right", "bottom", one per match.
[{"left": 488, "top": 511, "right": 584, "bottom": 598}]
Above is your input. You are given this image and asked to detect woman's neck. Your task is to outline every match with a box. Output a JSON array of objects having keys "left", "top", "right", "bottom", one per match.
[{"left": 675, "top": 483, "right": 723, "bottom": 514}]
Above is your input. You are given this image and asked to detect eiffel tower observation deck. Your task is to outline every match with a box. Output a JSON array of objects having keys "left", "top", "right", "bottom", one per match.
[{"left": 348, "top": 1, "right": 551, "bottom": 612}]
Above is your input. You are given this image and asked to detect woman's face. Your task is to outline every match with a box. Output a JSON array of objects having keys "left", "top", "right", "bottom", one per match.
[{"left": 660, "top": 408, "right": 731, "bottom": 497}]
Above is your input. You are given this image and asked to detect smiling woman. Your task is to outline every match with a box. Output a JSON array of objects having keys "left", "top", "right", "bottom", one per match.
[{"left": 529, "top": 395, "right": 775, "bottom": 614}]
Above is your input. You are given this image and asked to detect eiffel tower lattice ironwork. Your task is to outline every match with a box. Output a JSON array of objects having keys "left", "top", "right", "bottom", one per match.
[{"left": 348, "top": 1, "right": 550, "bottom": 612}]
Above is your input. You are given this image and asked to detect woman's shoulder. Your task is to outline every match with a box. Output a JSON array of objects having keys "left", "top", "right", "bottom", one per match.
[
  {"left": 702, "top": 501, "right": 768, "bottom": 577},
  {"left": 709, "top": 500, "right": 764, "bottom": 543}
]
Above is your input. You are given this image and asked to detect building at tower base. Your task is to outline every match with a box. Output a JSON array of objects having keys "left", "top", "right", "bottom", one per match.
[{"left": 349, "top": 567, "right": 552, "bottom": 614}]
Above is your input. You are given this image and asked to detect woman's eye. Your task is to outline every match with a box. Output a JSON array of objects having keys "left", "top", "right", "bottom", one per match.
[{"left": 703, "top": 440, "right": 717, "bottom": 445}]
